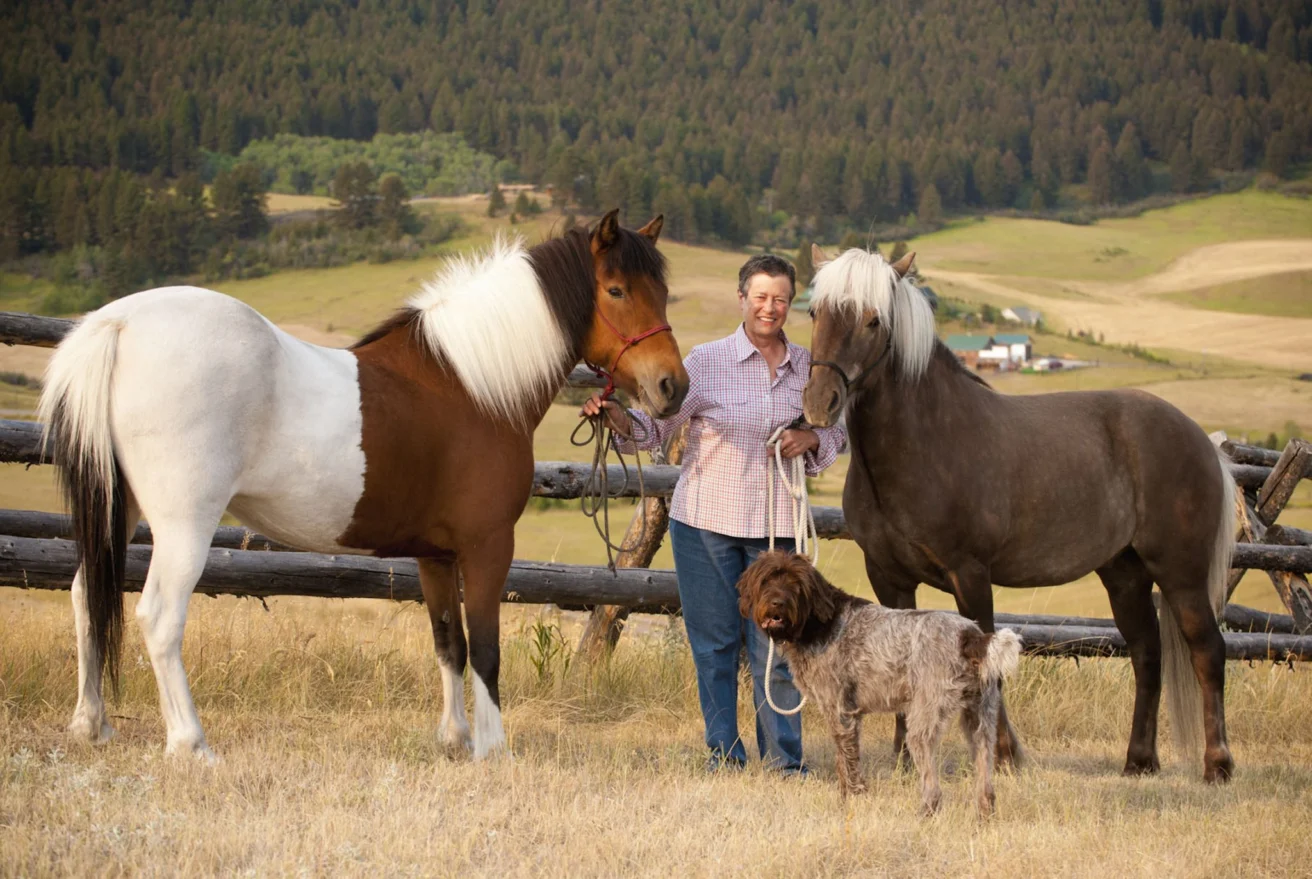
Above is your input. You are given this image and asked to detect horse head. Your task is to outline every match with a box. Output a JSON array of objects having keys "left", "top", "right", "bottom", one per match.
[
  {"left": 583, "top": 210, "right": 688, "bottom": 418},
  {"left": 802, "top": 245, "right": 930, "bottom": 427}
]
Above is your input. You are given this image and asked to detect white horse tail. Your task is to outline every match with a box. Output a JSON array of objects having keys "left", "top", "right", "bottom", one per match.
[
  {"left": 1160, "top": 447, "right": 1237, "bottom": 758},
  {"left": 981, "top": 628, "right": 1022, "bottom": 685},
  {"left": 37, "top": 312, "right": 130, "bottom": 694}
]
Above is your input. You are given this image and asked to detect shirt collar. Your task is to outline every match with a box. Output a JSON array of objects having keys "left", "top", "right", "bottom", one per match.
[{"left": 733, "top": 323, "right": 794, "bottom": 370}]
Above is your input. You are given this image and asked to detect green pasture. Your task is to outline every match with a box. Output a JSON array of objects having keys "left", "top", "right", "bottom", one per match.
[
  {"left": 908, "top": 190, "right": 1312, "bottom": 281},
  {"left": 1162, "top": 269, "right": 1312, "bottom": 319}
]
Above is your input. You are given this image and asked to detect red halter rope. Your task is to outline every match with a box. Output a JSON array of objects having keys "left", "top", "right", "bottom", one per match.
[
  {"left": 586, "top": 306, "right": 673, "bottom": 400},
  {"left": 574, "top": 305, "right": 674, "bottom": 570}
]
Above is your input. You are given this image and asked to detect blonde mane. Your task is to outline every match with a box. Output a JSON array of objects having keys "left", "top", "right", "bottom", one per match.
[
  {"left": 809, "top": 249, "right": 936, "bottom": 381},
  {"left": 408, "top": 236, "right": 571, "bottom": 428}
]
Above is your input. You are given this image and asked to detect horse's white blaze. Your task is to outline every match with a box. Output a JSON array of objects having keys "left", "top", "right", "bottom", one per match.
[
  {"left": 438, "top": 661, "right": 471, "bottom": 749},
  {"left": 471, "top": 673, "right": 506, "bottom": 760},
  {"left": 810, "top": 248, "right": 937, "bottom": 381},
  {"left": 409, "top": 236, "right": 569, "bottom": 429}
]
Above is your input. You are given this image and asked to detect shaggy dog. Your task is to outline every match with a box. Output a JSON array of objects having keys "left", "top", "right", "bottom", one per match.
[{"left": 737, "top": 551, "right": 1022, "bottom": 816}]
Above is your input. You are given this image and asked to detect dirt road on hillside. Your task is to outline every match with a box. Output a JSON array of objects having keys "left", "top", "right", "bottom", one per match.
[{"left": 925, "top": 238, "right": 1312, "bottom": 371}]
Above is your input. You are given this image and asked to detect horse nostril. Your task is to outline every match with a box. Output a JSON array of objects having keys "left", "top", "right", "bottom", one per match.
[
  {"left": 659, "top": 375, "right": 676, "bottom": 402},
  {"left": 828, "top": 390, "right": 840, "bottom": 413}
]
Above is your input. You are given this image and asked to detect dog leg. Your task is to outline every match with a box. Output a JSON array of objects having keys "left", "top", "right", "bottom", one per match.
[
  {"left": 965, "top": 692, "right": 999, "bottom": 818},
  {"left": 826, "top": 709, "right": 865, "bottom": 797},
  {"left": 906, "top": 708, "right": 946, "bottom": 816}
]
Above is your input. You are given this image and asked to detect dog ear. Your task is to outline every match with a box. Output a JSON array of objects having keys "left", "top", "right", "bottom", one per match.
[
  {"left": 736, "top": 563, "right": 761, "bottom": 619},
  {"left": 802, "top": 559, "right": 838, "bottom": 624}
]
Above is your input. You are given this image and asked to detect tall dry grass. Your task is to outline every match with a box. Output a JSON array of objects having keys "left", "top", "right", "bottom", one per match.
[{"left": 3, "top": 590, "right": 1311, "bottom": 877}]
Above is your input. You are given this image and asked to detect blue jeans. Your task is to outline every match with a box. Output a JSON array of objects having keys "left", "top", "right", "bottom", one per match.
[{"left": 668, "top": 519, "right": 805, "bottom": 772}]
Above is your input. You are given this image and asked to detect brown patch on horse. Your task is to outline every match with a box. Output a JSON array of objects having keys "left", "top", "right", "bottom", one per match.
[{"left": 351, "top": 308, "right": 422, "bottom": 352}]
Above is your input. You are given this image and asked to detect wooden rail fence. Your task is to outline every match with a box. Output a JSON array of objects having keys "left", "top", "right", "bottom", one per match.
[{"left": 3, "top": 309, "right": 1311, "bottom": 661}]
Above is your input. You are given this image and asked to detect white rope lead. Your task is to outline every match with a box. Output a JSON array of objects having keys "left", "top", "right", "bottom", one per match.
[{"left": 762, "top": 423, "right": 817, "bottom": 716}]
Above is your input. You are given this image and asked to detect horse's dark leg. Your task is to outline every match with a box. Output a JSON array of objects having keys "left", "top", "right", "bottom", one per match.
[
  {"left": 1155, "top": 569, "right": 1233, "bottom": 782},
  {"left": 459, "top": 529, "right": 514, "bottom": 760},
  {"left": 864, "top": 553, "right": 915, "bottom": 766},
  {"left": 418, "top": 556, "right": 470, "bottom": 752},
  {"left": 1097, "top": 550, "right": 1161, "bottom": 775},
  {"left": 950, "top": 561, "right": 1025, "bottom": 771}
]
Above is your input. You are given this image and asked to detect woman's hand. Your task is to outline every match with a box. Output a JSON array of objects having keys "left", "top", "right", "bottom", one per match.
[
  {"left": 580, "top": 393, "right": 632, "bottom": 435},
  {"left": 777, "top": 428, "right": 820, "bottom": 459}
]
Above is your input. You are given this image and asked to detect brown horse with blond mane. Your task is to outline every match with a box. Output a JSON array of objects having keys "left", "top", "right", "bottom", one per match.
[{"left": 801, "top": 245, "right": 1236, "bottom": 783}]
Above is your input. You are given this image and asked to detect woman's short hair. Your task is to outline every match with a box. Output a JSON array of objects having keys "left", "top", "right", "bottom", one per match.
[{"left": 737, "top": 254, "right": 797, "bottom": 299}]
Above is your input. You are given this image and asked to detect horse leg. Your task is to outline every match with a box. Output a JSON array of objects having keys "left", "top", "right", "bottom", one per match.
[
  {"left": 865, "top": 554, "right": 915, "bottom": 765},
  {"left": 950, "top": 562, "right": 1025, "bottom": 771},
  {"left": 135, "top": 515, "right": 221, "bottom": 762},
  {"left": 418, "top": 556, "right": 470, "bottom": 752},
  {"left": 459, "top": 529, "right": 513, "bottom": 760},
  {"left": 1097, "top": 550, "right": 1161, "bottom": 775},
  {"left": 1154, "top": 568, "right": 1233, "bottom": 782},
  {"left": 68, "top": 491, "right": 141, "bottom": 745}
]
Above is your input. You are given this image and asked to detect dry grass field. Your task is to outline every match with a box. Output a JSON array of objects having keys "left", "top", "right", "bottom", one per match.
[
  {"left": 3, "top": 189, "right": 1312, "bottom": 876},
  {"left": 3, "top": 590, "right": 1311, "bottom": 878}
]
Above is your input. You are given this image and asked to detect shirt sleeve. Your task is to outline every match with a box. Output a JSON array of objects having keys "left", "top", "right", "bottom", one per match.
[
  {"left": 613, "top": 349, "right": 703, "bottom": 455},
  {"left": 803, "top": 419, "right": 847, "bottom": 476}
]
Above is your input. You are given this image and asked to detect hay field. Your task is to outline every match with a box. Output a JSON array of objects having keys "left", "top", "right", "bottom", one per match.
[{"left": 2, "top": 589, "right": 1311, "bottom": 877}]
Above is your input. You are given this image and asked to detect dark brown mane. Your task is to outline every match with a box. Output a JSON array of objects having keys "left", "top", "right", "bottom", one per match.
[
  {"left": 351, "top": 308, "right": 420, "bottom": 350},
  {"left": 526, "top": 228, "right": 596, "bottom": 357},
  {"left": 930, "top": 338, "right": 993, "bottom": 389}
]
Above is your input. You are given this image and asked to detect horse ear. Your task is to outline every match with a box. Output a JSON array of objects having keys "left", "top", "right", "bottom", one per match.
[
  {"left": 891, "top": 250, "right": 916, "bottom": 278},
  {"left": 637, "top": 214, "right": 664, "bottom": 243},
  {"left": 592, "top": 209, "right": 621, "bottom": 253},
  {"left": 811, "top": 243, "right": 833, "bottom": 268}
]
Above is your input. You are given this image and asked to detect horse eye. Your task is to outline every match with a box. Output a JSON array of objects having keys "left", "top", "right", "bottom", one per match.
[
  {"left": 867, "top": 315, "right": 881, "bottom": 328},
  {"left": 807, "top": 307, "right": 815, "bottom": 319},
  {"left": 607, "top": 286, "right": 624, "bottom": 298}
]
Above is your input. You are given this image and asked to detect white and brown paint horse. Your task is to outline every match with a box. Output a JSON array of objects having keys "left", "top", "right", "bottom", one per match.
[{"left": 39, "top": 211, "right": 687, "bottom": 762}]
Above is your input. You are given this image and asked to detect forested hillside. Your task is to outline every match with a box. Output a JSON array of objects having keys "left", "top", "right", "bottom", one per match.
[{"left": 3, "top": 0, "right": 1311, "bottom": 253}]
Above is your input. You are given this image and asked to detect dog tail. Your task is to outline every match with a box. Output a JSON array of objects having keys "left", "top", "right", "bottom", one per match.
[{"left": 980, "top": 628, "right": 1022, "bottom": 685}]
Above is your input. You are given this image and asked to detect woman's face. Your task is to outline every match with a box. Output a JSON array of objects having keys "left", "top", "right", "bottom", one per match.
[{"left": 739, "top": 272, "right": 792, "bottom": 342}]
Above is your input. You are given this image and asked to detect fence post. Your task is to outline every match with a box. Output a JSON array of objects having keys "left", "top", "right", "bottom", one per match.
[{"left": 576, "top": 424, "right": 687, "bottom": 661}]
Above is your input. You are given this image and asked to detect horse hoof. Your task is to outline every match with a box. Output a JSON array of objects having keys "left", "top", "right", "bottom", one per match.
[
  {"left": 166, "top": 738, "right": 220, "bottom": 766},
  {"left": 68, "top": 714, "right": 114, "bottom": 745},
  {"left": 1203, "top": 754, "right": 1234, "bottom": 784},
  {"left": 1122, "top": 757, "right": 1160, "bottom": 777}
]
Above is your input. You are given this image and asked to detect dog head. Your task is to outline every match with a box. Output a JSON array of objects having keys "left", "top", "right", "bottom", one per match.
[{"left": 737, "top": 551, "right": 839, "bottom": 642}]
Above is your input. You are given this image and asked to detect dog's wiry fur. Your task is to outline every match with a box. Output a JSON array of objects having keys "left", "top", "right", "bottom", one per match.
[{"left": 738, "top": 551, "right": 1022, "bottom": 816}]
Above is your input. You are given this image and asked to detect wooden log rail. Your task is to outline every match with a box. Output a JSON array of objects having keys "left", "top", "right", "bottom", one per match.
[
  {"left": 4, "top": 534, "right": 1310, "bottom": 661},
  {"left": 2, "top": 506, "right": 1310, "bottom": 575}
]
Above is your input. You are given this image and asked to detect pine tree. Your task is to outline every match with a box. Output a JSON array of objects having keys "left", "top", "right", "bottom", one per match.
[
  {"left": 917, "top": 184, "right": 942, "bottom": 225},
  {"left": 331, "top": 161, "right": 378, "bottom": 229},
  {"left": 794, "top": 239, "right": 815, "bottom": 289},
  {"left": 487, "top": 184, "right": 507, "bottom": 216},
  {"left": 378, "top": 173, "right": 415, "bottom": 237},
  {"left": 1088, "top": 145, "right": 1114, "bottom": 205}
]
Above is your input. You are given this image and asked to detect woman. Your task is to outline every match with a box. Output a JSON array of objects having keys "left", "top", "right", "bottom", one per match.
[{"left": 583, "top": 253, "right": 847, "bottom": 773}]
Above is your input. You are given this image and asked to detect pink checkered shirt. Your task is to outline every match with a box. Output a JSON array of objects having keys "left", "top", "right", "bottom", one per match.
[{"left": 616, "top": 324, "right": 847, "bottom": 539}]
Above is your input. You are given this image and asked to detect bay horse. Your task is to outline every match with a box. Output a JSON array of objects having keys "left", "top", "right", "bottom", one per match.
[
  {"left": 800, "top": 245, "right": 1236, "bottom": 783},
  {"left": 38, "top": 210, "right": 688, "bottom": 762}
]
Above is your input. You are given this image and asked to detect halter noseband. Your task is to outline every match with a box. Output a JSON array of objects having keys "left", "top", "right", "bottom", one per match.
[
  {"left": 808, "top": 343, "right": 890, "bottom": 394},
  {"left": 587, "top": 305, "right": 673, "bottom": 400}
]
